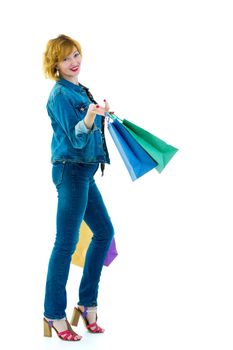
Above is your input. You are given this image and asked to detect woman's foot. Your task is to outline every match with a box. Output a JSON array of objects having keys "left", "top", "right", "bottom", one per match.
[
  {"left": 71, "top": 306, "right": 105, "bottom": 333},
  {"left": 78, "top": 306, "right": 97, "bottom": 326},
  {"left": 44, "top": 317, "right": 82, "bottom": 341},
  {"left": 44, "top": 317, "right": 67, "bottom": 333}
]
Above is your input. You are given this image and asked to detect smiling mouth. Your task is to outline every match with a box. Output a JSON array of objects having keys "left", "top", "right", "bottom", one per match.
[{"left": 70, "top": 66, "right": 79, "bottom": 72}]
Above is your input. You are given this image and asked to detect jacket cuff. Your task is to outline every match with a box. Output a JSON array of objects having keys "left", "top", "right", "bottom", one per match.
[{"left": 75, "top": 120, "right": 92, "bottom": 135}]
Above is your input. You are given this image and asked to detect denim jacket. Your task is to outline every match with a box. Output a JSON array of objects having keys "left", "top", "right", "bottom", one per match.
[{"left": 46, "top": 78, "right": 110, "bottom": 164}]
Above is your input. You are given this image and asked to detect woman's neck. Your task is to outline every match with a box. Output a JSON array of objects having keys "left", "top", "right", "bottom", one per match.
[{"left": 61, "top": 76, "right": 79, "bottom": 85}]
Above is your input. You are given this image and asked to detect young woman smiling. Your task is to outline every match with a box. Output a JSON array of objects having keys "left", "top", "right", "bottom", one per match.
[{"left": 42, "top": 34, "right": 115, "bottom": 341}]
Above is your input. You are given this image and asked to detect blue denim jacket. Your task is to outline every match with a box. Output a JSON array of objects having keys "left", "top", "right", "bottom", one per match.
[{"left": 46, "top": 78, "right": 110, "bottom": 164}]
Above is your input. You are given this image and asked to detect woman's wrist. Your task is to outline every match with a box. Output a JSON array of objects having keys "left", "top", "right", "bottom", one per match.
[{"left": 84, "top": 112, "right": 96, "bottom": 129}]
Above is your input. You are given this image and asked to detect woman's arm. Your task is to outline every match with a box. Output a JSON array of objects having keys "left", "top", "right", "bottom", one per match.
[
  {"left": 84, "top": 100, "right": 110, "bottom": 129},
  {"left": 48, "top": 92, "right": 94, "bottom": 149},
  {"left": 48, "top": 92, "right": 111, "bottom": 149}
]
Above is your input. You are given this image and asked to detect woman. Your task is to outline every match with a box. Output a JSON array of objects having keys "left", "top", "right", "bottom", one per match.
[{"left": 42, "top": 34, "right": 115, "bottom": 341}]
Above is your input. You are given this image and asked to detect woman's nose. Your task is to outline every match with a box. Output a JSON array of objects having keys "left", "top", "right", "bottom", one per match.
[
  {"left": 74, "top": 56, "right": 81, "bottom": 64},
  {"left": 71, "top": 57, "right": 77, "bottom": 65}
]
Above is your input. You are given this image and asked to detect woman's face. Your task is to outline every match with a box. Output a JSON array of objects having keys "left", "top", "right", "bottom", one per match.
[{"left": 57, "top": 46, "right": 82, "bottom": 83}]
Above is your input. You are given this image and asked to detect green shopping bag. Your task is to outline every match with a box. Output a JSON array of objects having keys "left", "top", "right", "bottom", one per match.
[{"left": 106, "top": 113, "right": 178, "bottom": 173}]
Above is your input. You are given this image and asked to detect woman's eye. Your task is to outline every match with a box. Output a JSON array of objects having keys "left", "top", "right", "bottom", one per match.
[{"left": 74, "top": 52, "right": 80, "bottom": 57}]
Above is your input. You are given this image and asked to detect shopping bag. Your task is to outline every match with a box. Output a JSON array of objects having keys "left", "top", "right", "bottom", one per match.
[
  {"left": 106, "top": 112, "right": 178, "bottom": 173},
  {"left": 104, "top": 237, "right": 118, "bottom": 266},
  {"left": 122, "top": 118, "right": 178, "bottom": 173},
  {"left": 71, "top": 221, "right": 118, "bottom": 267},
  {"left": 107, "top": 118, "right": 158, "bottom": 181}
]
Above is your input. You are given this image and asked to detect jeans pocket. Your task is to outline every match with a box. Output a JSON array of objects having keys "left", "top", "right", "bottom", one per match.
[{"left": 52, "top": 162, "right": 66, "bottom": 186}]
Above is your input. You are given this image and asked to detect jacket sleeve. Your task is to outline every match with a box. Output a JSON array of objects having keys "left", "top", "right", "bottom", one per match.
[
  {"left": 75, "top": 119, "right": 92, "bottom": 135},
  {"left": 48, "top": 91, "right": 95, "bottom": 149}
]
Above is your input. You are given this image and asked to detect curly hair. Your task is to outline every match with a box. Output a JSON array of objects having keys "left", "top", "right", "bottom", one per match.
[{"left": 43, "top": 34, "right": 82, "bottom": 81}]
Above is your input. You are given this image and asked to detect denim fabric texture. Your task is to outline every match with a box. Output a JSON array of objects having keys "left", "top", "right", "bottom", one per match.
[
  {"left": 44, "top": 162, "right": 114, "bottom": 319},
  {"left": 46, "top": 78, "right": 110, "bottom": 164}
]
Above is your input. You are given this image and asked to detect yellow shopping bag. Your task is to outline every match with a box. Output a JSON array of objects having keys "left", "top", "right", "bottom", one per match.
[{"left": 71, "top": 221, "right": 92, "bottom": 267}]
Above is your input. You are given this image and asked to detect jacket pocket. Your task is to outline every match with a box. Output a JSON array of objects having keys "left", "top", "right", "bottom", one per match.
[
  {"left": 75, "top": 102, "right": 89, "bottom": 116},
  {"left": 52, "top": 162, "right": 66, "bottom": 186}
]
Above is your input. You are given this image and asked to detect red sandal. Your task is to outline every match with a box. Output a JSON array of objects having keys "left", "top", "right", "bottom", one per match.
[
  {"left": 43, "top": 317, "right": 82, "bottom": 341},
  {"left": 71, "top": 306, "right": 105, "bottom": 333}
]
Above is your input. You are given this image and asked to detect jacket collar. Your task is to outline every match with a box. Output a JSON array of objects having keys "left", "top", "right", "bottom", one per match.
[{"left": 57, "top": 77, "right": 89, "bottom": 92}]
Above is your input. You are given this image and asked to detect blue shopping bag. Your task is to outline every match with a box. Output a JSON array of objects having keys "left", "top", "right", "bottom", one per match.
[{"left": 107, "top": 118, "right": 158, "bottom": 181}]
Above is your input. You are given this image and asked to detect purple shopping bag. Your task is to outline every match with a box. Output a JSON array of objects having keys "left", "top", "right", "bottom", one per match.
[{"left": 104, "top": 237, "right": 118, "bottom": 266}]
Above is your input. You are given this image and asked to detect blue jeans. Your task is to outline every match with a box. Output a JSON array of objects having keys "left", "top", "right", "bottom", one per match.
[{"left": 44, "top": 162, "right": 114, "bottom": 319}]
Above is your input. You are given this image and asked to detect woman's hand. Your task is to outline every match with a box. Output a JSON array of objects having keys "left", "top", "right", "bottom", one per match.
[
  {"left": 88, "top": 99, "right": 110, "bottom": 117},
  {"left": 84, "top": 100, "right": 113, "bottom": 129}
]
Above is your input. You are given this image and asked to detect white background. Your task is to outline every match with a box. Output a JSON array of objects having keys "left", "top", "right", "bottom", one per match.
[{"left": 0, "top": 0, "right": 232, "bottom": 349}]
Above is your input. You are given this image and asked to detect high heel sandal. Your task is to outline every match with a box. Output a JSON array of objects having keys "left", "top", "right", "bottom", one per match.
[
  {"left": 43, "top": 317, "right": 82, "bottom": 341},
  {"left": 71, "top": 306, "right": 105, "bottom": 333}
]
